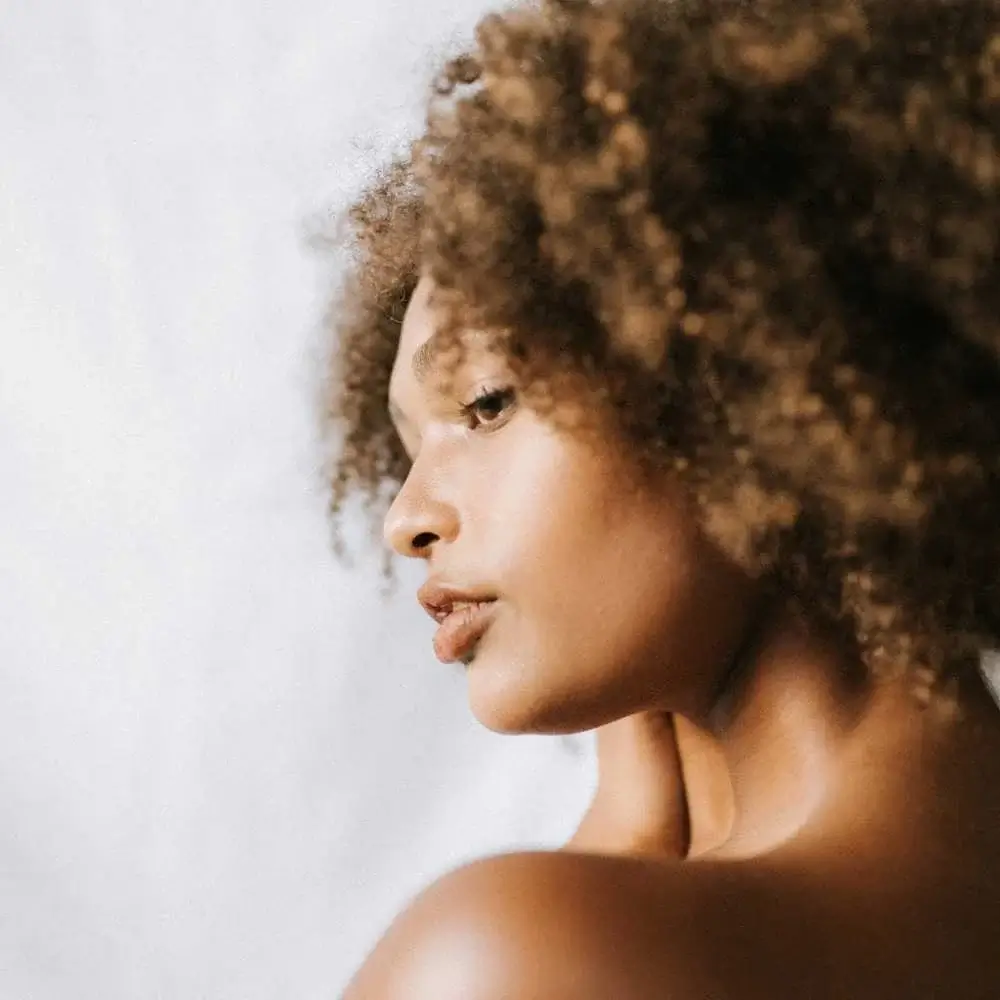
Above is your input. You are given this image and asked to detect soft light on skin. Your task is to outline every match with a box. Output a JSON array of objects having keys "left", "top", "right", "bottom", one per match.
[
  {"left": 384, "top": 274, "right": 760, "bottom": 737},
  {"left": 382, "top": 273, "right": 902, "bottom": 861}
]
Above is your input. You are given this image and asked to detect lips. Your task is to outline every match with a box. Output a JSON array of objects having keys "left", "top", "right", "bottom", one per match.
[
  {"left": 432, "top": 600, "right": 498, "bottom": 663},
  {"left": 417, "top": 581, "right": 499, "bottom": 664}
]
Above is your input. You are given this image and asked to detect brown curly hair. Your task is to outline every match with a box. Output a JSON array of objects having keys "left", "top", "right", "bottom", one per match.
[{"left": 313, "top": 0, "right": 1000, "bottom": 715}]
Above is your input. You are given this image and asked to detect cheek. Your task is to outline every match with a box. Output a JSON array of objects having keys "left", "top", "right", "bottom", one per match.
[
  {"left": 533, "top": 510, "right": 696, "bottom": 656},
  {"left": 474, "top": 539, "right": 696, "bottom": 732},
  {"left": 495, "top": 540, "right": 697, "bottom": 732},
  {"left": 492, "top": 438, "right": 695, "bottom": 657},
  {"left": 463, "top": 439, "right": 716, "bottom": 730},
  {"left": 482, "top": 436, "right": 618, "bottom": 579}
]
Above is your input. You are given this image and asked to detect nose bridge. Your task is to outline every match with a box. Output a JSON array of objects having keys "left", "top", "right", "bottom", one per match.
[{"left": 383, "top": 448, "right": 459, "bottom": 558}]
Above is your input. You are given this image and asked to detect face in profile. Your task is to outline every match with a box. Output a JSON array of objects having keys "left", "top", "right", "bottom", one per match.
[{"left": 384, "top": 274, "right": 757, "bottom": 735}]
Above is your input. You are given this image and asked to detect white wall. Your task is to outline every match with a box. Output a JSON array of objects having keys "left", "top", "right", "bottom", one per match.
[{"left": 0, "top": 3, "right": 594, "bottom": 996}]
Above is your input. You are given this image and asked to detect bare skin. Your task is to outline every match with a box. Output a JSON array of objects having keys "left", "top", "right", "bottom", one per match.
[{"left": 344, "top": 274, "right": 1000, "bottom": 999}]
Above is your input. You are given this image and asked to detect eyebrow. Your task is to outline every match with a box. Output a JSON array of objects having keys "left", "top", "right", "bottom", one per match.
[
  {"left": 387, "top": 336, "right": 440, "bottom": 431},
  {"left": 412, "top": 328, "right": 497, "bottom": 383},
  {"left": 411, "top": 335, "right": 440, "bottom": 384},
  {"left": 391, "top": 329, "right": 497, "bottom": 429}
]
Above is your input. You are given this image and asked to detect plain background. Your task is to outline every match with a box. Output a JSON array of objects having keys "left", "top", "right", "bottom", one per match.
[{"left": 0, "top": 3, "right": 596, "bottom": 997}]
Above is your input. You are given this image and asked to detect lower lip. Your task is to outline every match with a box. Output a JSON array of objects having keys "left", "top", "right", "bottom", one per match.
[{"left": 432, "top": 601, "right": 499, "bottom": 664}]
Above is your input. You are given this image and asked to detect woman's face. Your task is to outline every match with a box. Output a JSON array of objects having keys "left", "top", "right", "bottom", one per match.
[{"left": 384, "top": 275, "right": 757, "bottom": 734}]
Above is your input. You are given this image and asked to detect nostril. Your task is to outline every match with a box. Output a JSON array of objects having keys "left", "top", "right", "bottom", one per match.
[{"left": 412, "top": 531, "right": 437, "bottom": 551}]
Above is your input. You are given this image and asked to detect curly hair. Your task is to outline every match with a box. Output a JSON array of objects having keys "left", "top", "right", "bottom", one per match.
[{"left": 315, "top": 0, "right": 1000, "bottom": 716}]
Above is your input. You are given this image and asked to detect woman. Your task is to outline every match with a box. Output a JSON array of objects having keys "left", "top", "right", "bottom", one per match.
[{"left": 320, "top": 0, "right": 1000, "bottom": 995}]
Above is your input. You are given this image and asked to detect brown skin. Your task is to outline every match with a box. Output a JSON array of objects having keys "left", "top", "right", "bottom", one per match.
[
  {"left": 320, "top": 0, "right": 1000, "bottom": 994},
  {"left": 341, "top": 275, "right": 1000, "bottom": 999},
  {"left": 385, "top": 276, "right": 758, "bottom": 736}
]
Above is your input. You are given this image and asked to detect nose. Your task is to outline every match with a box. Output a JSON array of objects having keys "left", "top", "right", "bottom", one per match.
[{"left": 382, "top": 467, "right": 460, "bottom": 559}]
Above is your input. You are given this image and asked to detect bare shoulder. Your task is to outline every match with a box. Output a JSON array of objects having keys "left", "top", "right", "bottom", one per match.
[{"left": 341, "top": 849, "right": 822, "bottom": 1000}]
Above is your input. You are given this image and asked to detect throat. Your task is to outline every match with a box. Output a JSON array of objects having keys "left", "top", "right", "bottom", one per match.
[{"left": 673, "top": 715, "right": 737, "bottom": 858}]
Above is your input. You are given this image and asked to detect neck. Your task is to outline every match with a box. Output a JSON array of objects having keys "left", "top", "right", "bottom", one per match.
[{"left": 683, "top": 600, "right": 874, "bottom": 859}]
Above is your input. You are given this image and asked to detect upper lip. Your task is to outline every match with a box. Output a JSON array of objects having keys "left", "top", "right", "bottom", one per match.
[{"left": 417, "top": 579, "right": 497, "bottom": 624}]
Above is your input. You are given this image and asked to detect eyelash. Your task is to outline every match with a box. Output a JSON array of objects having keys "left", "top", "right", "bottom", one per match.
[{"left": 461, "top": 385, "right": 517, "bottom": 431}]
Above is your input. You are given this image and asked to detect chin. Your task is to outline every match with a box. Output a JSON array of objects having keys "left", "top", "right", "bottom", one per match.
[
  {"left": 469, "top": 700, "right": 587, "bottom": 736},
  {"left": 464, "top": 646, "right": 614, "bottom": 737}
]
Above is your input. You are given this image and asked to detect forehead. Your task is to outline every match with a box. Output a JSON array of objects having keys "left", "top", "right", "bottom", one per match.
[
  {"left": 390, "top": 275, "right": 501, "bottom": 394},
  {"left": 389, "top": 273, "right": 442, "bottom": 397},
  {"left": 396, "top": 273, "right": 438, "bottom": 364}
]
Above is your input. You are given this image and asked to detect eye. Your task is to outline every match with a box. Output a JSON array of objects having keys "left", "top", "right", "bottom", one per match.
[{"left": 461, "top": 385, "right": 517, "bottom": 431}]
